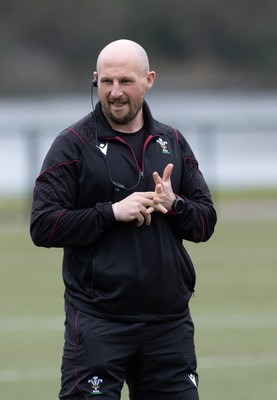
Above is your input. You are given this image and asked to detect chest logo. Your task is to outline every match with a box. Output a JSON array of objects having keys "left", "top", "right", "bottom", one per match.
[
  {"left": 97, "top": 142, "right": 108, "bottom": 156},
  {"left": 156, "top": 138, "right": 170, "bottom": 154}
]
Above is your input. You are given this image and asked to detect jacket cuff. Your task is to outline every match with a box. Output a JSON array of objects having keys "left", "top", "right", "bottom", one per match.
[{"left": 96, "top": 202, "right": 117, "bottom": 225}]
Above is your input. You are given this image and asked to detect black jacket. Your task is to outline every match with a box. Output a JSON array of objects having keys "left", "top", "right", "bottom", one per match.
[{"left": 30, "top": 101, "right": 217, "bottom": 321}]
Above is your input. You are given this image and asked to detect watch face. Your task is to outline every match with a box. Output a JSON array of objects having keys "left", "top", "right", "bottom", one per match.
[{"left": 173, "top": 198, "right": 185, "bottom": 214}]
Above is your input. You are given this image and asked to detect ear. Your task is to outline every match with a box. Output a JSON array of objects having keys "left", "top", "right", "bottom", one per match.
[
  {"left": 145, "top": 70, "right": 156, "bottom": 91},
  {"left": 93, "top": 71, "right": 98, "bottom": 79}
]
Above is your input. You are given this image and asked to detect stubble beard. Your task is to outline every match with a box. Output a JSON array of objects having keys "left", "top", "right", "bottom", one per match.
[{"left": 102, "top": 100, "right": 143, "bottom": 126}]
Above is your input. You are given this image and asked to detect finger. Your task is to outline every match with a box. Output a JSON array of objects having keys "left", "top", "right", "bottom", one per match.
[
  {"left": 154, "top": 203, "right": 168, "bottom": 214},
  {"left": 140, "top": 206, "right": 152, "bottom": 223},
  {"left": 146, "top": 202, "right": 167, "bottom": 215},
  {"left": 152, "top": 171, "right": 162, "bottom": 186},
  {"left": 162, "top": 163, "right": 173, "bottom": 182},
  {"left": 155, "top": 183, "right": 163, "bottom": 194},
  {"left": 136, "top": 212, "right": 151, "bottom": 227},
  {"left": 134, "top": 191, "right": 162, "bottom": 203},
  {"left": 144, "top": 212, "right": 151, "bottom": 226},
  {"left": 136, "top": 213, "right": 144, "bottom": 227}
]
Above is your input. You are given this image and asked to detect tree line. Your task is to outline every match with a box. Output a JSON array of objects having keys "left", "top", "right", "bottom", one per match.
[{"left": 1, "top": 0, "right": 277, "bottom": 94}]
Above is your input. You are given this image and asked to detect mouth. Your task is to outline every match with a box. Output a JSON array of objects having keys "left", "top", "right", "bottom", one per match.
[{"left": 110, "top": 101, "right": 127, "bottom": 109}]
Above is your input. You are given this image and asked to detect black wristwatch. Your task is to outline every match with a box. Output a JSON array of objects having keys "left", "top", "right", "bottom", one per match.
[{"left": 171, "top": 196, "right": 186, "bottom": 215}]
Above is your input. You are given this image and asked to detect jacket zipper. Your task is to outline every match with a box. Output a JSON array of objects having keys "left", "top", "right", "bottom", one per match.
[
  {"left": 141, "top": 134, "right": 159, "bottom": 173},
  {"left": 104, "top": 133, "right": 160, "bottom": 178}
]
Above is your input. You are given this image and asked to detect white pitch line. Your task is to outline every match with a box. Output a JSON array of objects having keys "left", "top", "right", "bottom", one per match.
[
  {"left": 1, "top": 353, "right": 277, "bottom": 383},
  {"left": 1, "top": 314, "right": 277, "bottom": 331}
]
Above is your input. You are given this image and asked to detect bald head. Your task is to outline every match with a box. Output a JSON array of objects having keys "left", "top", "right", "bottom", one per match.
[
  {"left": 96, "top": 39, "right": 150, "bottom": 77},
  {"left": 94, "top": 39, "right": 155, "bottom": 132}
]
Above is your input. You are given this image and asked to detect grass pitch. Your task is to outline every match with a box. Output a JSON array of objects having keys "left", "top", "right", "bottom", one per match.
[{"left": 0, "top": 190, "right": 276, "bottom": 399}]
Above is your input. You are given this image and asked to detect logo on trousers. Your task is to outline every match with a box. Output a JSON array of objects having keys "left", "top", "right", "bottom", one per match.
[
  {"left": 88, "top": 376, "right": 103, "bottom": 395},
  {"left": 188, "top": 373, "right": 197, "bottom": 387}
]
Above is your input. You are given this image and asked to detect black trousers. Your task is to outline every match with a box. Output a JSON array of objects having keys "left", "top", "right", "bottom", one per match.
[{"left": 59, "top": 302, "right": 199, "bottom": 400}]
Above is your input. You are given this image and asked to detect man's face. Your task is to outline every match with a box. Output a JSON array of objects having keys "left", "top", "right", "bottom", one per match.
[{"left": 97, "top": 61, "right": 149, "bottom": 130}]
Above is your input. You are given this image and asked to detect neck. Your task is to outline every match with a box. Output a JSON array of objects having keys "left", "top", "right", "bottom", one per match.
[
  {"left": 110, "top": 121, "right": 144, "bottom": 133},
  {"left": 107, "top": 109, "right": 144, "bottom": 134}
]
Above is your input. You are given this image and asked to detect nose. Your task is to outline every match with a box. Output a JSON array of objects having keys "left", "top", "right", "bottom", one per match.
[{"left": 110, "top": 82, "right": 123, "bottom": 98}]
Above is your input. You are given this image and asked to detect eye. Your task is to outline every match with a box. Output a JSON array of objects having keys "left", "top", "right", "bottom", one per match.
[
  {"left": 101, "top": 78, "right": 113, "bottom": 85},
  {"left": 121, "top": 78, "right": 133, "bottom": 84}
]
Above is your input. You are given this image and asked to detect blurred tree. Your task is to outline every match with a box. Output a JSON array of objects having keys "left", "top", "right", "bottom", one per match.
[{"left": 1, "top": 0, "right": 276, "bottom": 94}]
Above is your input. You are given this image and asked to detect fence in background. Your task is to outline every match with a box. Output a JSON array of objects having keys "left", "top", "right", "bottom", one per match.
[
  {"left": 1, "top": 120, "right": 276, "bottom": 199},
  {"left": 1, "top": 92, "right": 277, "bottom": 197}
]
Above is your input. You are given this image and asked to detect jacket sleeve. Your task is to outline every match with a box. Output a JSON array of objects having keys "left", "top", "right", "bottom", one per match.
[
  {"left": 168, "top": 133, "right": 217, "bottom": 243},
  {"left": 30, "top": 132, "right": 116, "bottom": 248}
]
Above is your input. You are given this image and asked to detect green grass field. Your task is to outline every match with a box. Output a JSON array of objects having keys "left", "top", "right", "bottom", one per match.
[{"left": 0, "top": 190, "right": 277, "bottom": 399}]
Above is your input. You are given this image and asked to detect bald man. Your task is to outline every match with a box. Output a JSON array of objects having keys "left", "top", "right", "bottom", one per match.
[
  {"left": 94, "top": 40, "right": 155, "bottom": 132},
  {"left": 31, "top": 39, "right": 217, "bottom": 400}
]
